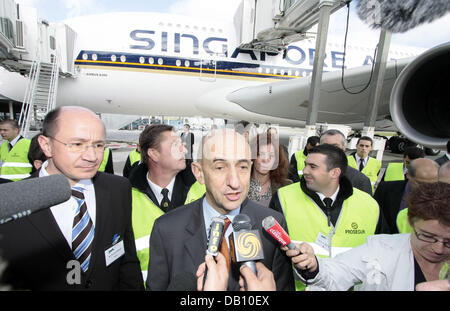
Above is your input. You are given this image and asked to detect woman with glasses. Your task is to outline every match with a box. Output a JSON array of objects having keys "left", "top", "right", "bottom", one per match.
[
  {"left": 247, "top": 133, "right": 291, "bottom": 207},
  {"left": 282, "top": 181, "right": 450, "bottom": 291}
]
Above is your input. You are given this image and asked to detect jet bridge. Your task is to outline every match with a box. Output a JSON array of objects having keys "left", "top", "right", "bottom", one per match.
[{"left": 0, "top": 0, "right": 77, "bottom": 136}]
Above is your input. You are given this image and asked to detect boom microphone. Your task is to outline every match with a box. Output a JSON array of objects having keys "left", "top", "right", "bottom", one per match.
[
  {"left": 356, "top": 0, "right": 450, "bottom": 33},
  {"left": 262, "top": 216, "right": 297, "bottom": 251},
  {"left": 229, "top": 214, "right": 264, "bottom": 275},
  {"left": 0, "top": 175, "right": 72, "bottom": 225}
]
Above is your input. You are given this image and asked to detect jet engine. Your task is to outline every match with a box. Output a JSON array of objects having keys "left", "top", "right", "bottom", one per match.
[{"left": 390, "top": 42, "right": 450, "bottom": 149}]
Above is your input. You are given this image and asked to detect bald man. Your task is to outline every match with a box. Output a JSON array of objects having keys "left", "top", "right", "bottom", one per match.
[
  {"left": 438, "top": 161, "right": 450, "bottom": 184},
  {"left": 146, "top": 129, "right": 294, "bottom": 291},
  {"left": 0, "top": 106, "right": 143, "bottom": 290},
  {"left": 374, "top": 158, "right": 439, "bottom": 234}
]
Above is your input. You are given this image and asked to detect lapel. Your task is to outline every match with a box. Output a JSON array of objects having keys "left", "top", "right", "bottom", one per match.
[
  {"left": 184, "top": 200, "right": 207, "bottom": 269},
  {"left": 85, "top": 172, "right": 111, "bottom": 277},
  {"left": 27, "top": 209, "right": 74, "bottom": 261}
]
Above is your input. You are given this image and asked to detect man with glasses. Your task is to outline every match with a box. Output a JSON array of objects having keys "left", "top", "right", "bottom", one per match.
[
  {"left": 283, "top": 182, "right": 450, "bottom": 291},
  {"left": 0, "top": 106, "right": 143, "bottom": 290},
  {"left": 374, "top": 158, "right": 439, "bottom": 234}
]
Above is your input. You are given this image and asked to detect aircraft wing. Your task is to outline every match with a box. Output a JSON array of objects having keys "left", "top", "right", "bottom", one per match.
[{"left": 226, "top": 57, "right": 411, "bottom": 129}]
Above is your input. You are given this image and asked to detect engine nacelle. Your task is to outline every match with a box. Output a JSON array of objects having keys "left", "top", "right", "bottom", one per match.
[{"left": 390, "top": 42, "right": 450, "bottom": 149}]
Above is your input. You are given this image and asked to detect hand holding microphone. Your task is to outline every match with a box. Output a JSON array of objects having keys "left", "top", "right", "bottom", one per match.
[{"left": 262, "top": 216, "right": 318, "bottom": 273}]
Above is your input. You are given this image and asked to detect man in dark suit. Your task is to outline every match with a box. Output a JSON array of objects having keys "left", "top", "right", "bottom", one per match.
[
  {"left": 129, "top": 124, "right": 196, "bottom": 279},
  {"left": 146, "top": 128, "right": 294, "bottom": 291},
  {"left": 0, "top": 106, "right": 143, "bottom": 290},
  {"left": 374, "top": 158, "right": 439, "bottom": 234},
  {"left": 435, "top": 140, "right": 449, "bottom": 166},
  {"left": 319, "top": 129, "right": 372, "bottom": 195},
  {"left": 180, "top": 123, "right": 195, "bottom": 160}
]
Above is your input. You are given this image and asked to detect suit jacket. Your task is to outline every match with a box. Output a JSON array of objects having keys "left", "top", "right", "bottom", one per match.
[
  {"left": 373, "top": 180, "right": 408, "bottom": 234},
  {"left": 0, "top": 172, "right": 144, "bottom": 290},
  {"left": 146, "top": 198, "right": 295, "bottom": 291},
  {"left": 128, "top": 161, "right": 196, "bottom": 212},
  {"left": 435, "top": 154, "right": 449, "bottom": 166}
]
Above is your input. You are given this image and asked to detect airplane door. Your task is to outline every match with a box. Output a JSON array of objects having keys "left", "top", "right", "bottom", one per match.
[{"left": 199, "top": 58, "right": 217, "bottom": 82}]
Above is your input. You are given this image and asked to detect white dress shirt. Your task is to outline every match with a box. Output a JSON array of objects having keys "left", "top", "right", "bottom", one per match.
[
  {"left": 317, "top": 186, "right": 340, "bottom": 207},
  {"left": 9, "top": 134, "right": 21, "bottom": 147},
  {"left": 39, "top": 160, "right": 96, "bottom": 248},
  {"left": 146, "top": 173, "right": 175, "bottom": 206},
  {"left": 355, "top": 154, "right": 368, "bottom": 169}
]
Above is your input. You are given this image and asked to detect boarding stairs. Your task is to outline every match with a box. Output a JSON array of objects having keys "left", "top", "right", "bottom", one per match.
[{"left": 19, "top": 54, "right": 59, "bottom": 137}]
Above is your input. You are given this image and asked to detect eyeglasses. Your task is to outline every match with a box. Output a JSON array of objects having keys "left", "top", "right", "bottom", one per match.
[
  {"left": 48, "top": 136, "right": 106, "bottom": 153},
  {"left": 413, "top": 227, "right": 450, "bottom": 248}
]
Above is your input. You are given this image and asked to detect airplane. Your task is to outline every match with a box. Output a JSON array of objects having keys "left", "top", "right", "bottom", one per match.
[{"left": 0, "top": 3, "right": 448, "bottom": 149}]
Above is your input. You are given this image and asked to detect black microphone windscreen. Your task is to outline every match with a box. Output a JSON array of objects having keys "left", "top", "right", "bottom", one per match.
[
  {"left": 0, "top": 175, "right": 72, "bottom": 224},
  {"left": 232, "top": 213, "right": 252, "bottom": 231},
  {"left": 167, "top": 272, "right": 197, "bottom": 291},
  {"left": 356, "top": 0, "right": 450, "bottom": 33}
]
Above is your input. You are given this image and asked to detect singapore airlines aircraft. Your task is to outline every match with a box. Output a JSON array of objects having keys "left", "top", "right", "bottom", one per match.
[
  {"left": 0, "top": 5, "right": 448, "bottom": 147},
  {"left": 55, "top": 12, "right": 423, "bottom": 127}
]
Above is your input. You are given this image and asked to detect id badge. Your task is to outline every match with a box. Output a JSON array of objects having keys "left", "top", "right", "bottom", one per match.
[
  {"left": 315, "top": 232, "right": 330, "bottom": 252},
  {"left": 104, "top": 240, "right": 125, "bottom": 266}
]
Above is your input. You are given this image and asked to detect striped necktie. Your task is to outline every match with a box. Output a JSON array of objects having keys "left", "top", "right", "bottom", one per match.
[{"left": 71, "top": 187, "right": 95, "bottom": 273}]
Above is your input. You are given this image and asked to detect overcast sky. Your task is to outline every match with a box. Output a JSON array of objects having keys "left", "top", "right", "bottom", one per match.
[{"left": 16, "top": 0, "right": 450, "bottom": 50}]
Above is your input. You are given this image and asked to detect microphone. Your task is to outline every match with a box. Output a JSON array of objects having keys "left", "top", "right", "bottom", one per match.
[
  {"left": 0, "top": 175, "right": 72, "bottom": 225},
  {"left": 356, "top": 0, "right": 450, "bottom": 33},
  {"left": 206, "top": 217, "right": 226, "bottom": 256},
  {"left": 262, "top": 216, "right": 297, "bottom": 251},
  {"left": 229, "top": 214, "right": 264, "bottom": 275}
]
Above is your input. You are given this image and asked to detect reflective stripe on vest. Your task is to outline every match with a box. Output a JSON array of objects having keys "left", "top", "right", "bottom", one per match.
[
  {"left": 396, "top": 208, "right": 412, "bottom": 233},
  {"left": 278, "top": 183, "right": 379, "bottom": 290},
  {"left": 185, "top": 181, "right": 206, "bottom": 204},
  {"left": 129, "top": 149, "right": 141, "bottom": 166},
  {"left": 347, "top": 156, "right": 381, "bottom": 188},
  {"left": 295, "top": 151, "right": 307, "bottom": 177},
  {"left": 98, "top": 148, "right": 110, "bottom": 172},
  {"left": 131, "top": 188, "right": 165, "bottom": 280},
  {"left": 0, "top": 139, "right": 32, "bottom": 181},
  {"left": 384, "top": 162, "right": 405, "bottom": 181}
]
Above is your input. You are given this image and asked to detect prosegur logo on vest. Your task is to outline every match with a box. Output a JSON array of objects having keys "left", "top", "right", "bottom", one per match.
[{"left": 345, "top": 222, "right": 366, "bottom": 234}]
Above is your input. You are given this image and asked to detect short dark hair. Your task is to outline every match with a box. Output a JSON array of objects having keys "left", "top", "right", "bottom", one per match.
[
  {"left": 357, "top": 136, "right": 373, "bottom": 146},
  {"left": 42, "top": 107, "right": 62, "bottom": 137},
  {"left": 307, "top": 136, "right": 320, "bottom": 146},
  {"left": 0, "top": 119, "right": 19, "bottom": 129},
  {"left": 403, "top": 146, "right": 424, "bottom": 160},
  {"left": 139, "top": 124, "right": 174, "bottom": 165},
  {"left": 28, "top": 133, "right": 47, "bottom": 170},
  {"left": 407, "top": 182, "right": 450, "bottom": 227},
  {"left": 308, "top": 144, "right": 348, "bottom": 177}
]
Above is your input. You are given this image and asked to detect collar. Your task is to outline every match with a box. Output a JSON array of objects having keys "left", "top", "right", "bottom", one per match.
[
  {"left": 39, "top": 160, "right": 93, "bottom": 190},
  {"left": 9, "top": 134, "right": 21, "bottom": 147},
  {"left": 300, "top": 176, "right": 353, "bottom": 208},
  {"left": 317, "top": 186, "right": 340, "bottom": 205},
  {"left": 202, "top": 197, "right": 241, "bottom": 236},
  {"left": 147, "top": 172, "right": 176, "bottom": 199},
  {"left": 355, "top": 153, "right": 368, "bottom": 165}
]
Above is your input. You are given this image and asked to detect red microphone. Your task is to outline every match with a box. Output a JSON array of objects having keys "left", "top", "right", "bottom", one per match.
[{"left": 262, "top": 216, "right": 298, "bottom": 251}]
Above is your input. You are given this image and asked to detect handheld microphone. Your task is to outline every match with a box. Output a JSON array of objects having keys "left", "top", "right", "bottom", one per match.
[
  {"left": 262, "top": 216, "right": 297, "bottom": 251},
  {"left": 206, "top": 217, "right": 226, "bottom": 256},
  {"left": 229, "top": 214, "right": 264, "bottom": 275},
  {"left": 0, "top": 175, "right": 72, "bottom": 225}
]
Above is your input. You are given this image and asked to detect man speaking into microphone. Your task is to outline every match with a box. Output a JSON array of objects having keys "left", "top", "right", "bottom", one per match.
[{"left": 146, "top": 128, "right": 294, "bottom": 290}]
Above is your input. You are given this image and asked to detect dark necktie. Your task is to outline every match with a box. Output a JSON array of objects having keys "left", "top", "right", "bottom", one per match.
[
  {"left": 160, "top": 188, "right": 171, "bottom": 212},
  {"left": 219, "top": 217, "right": 232, "bottom": 272},
  {"left": 71, "top": 187, "right": 95, "bottom": 273},
  {"left": 8, "top": 143, "right": 13, "bottom": 152},
  {"left": 359, "top": 159, "right": 365, "bottom": 171},
  {"left": 323, "top": 197, "right": 333, "bottom": 227}
]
